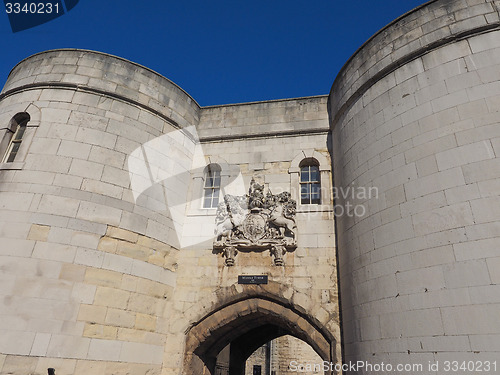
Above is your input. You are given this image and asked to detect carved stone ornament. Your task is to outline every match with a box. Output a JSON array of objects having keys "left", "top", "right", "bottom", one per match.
[{"left": 213, "top": 178, "right": 297, "bottom": 266}]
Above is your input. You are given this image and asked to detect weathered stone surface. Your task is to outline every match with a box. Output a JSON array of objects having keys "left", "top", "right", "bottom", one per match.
[{"left": 2, "top": 2, "right": 500, "bottom": 372}]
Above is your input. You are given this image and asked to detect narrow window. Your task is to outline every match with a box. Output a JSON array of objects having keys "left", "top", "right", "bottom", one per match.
[
  {"left": 203, "top": 164, "right": 221, "bottom": 208},
  {"left": 300, "top": 159, "right": 321, "bottom": 205},
  {"left": 2, "top": 113, "right": 30, "bottom": 163}
]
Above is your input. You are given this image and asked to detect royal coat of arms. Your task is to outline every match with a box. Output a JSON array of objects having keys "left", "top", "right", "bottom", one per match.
[{"left": 213, "top": 178, "right": 297, "bottom": 266}]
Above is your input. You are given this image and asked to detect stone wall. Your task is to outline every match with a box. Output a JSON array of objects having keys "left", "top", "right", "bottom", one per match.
[{"left": 329, "top": 0, "right": 500, "bottom": 371}]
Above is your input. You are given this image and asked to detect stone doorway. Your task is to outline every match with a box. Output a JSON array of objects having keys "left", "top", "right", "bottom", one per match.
[{"left": 183, "top": 297, "right": 336, "bottom": 375}]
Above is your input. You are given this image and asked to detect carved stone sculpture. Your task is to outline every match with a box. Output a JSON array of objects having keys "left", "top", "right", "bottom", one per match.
[{"left": 213, "top": 178, "right": 297, "bottom": 266}]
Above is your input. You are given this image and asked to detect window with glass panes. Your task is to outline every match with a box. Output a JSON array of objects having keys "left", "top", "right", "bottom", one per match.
[
  {"left": 203, "top": 165, "right": 221, "bottom": 208},
  {"left": 2, "top": 119, "right": 27, "bottom": 163},
  {"left": 300, "top": 162, "right": 320, "bottom": 205}
]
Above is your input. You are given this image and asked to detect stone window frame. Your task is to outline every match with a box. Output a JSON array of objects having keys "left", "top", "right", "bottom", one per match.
[
  {"left": 0, "top": 104, "right": 41, "bottom": 171},
  {"left": 202, "top": 163, "right": 222, "bottom": 209},
  {"left": 289, "top": 150, "right": 332, "bottom": 212},
  {"left": 187, "top": 156, "right": 241, "bottom": 216},
  {"left": 299, "top": 158, "right": 321, "bottom": 205}
]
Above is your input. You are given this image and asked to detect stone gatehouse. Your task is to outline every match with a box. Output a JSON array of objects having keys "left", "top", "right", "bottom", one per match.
[{"left": 1, "top": 0, "right": 500, "bottom": 374}]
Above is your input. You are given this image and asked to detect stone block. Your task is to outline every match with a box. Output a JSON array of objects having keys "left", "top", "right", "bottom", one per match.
[
  {"left": 46, "top": 334, "right": 90, "bottom": 359},
  {"left": 119, "top": 342, "right": 164, "bottom": 364},
  {"left": 0, "top": 237, "right": 35, "bottom": 257},
  {"left": 395, "top": 58, "right": 425, "bottom": 84},
  {"left": 444, "top": 182, "right": 480, "bottom": 204},
  {"left": 30, "top": 332, "right": 51, "bottom": 356},
  {"left": 0, "top": 330, "right": 35, "bottom": 355},
  {"left": 38, "top": 194, "right": 81, "bottom": 218},
  {"left": 436, "top": 140, "right": 495, "bottom": 171},
  {"left": 396, "top": 266, "right": 446, "bottom": 294},
  {"left": 83, "top": 322, "right": 118, "bottom": 339},
  {"left": 380, "top": 308, "right": 444, "bottom": 338},
  {"left": 465, "top": 221, "right": 500, "bottom": 241},
  {"left": 71, "top": 283, "right": 96, "bottom": 304},
  {"left": 81, "top": 179, "right": 123, "bottom": 199},
  {"left": 135, "top": 313, "right": 157, "bottom": 332},
  {"left": 69, "top": 159, "right": 104, "bottom": 180},
  {"left": 42, "top": 107, "right": 71, "bottom": 124},
  {"left": 486, "top": 256, "right": 500, "bottom": 284},
  {"left": 98, "top": 237, "right": 119, "bottom": 253},
  {"left": 470, "top": 195, "right": 500, "bottom": 223},
  {"left": 102, "top": 253, "right": 134, "bottom": 274},
  {"left": 75, "top": 127, "right": 117, "bottom": 149},
  {"left": 444, "top": 259, "right": 491, "bottom": 288},
  {"left": 119, "top": 211, "right": 148, "bottom": 235},
  {"left": 101, "top": 166, "right": 131, "bottom": 188},
  {"left": 462, "top": 158, "right": 500, "bottom": 183},
  {"left": 468, "top": 29, "right": 500, "bottom": 53},
  {"left": 469, "top": 334, "right": 500, "bottom": 352},
  {"left": 411, "top": 201, "right": 474, "bottom": 236},
  {"left": 88, "top": 146, "right": 126, "bottom": 169},
  {"left": 94, "top": 286, "right": 130, "bottom": 309},
  {"left": 74, "top": 248, "right": 104, "bottom": 268},
  {"left": 410, "top": 245, "right": 455, "bottom": 268},
  {"left": 105, "top": 308, "right": 136, "bottom": 328},
  {"left": 74, "top": 359, "right": 107, "bottom": 374},
  {"left": 106, "top": 226, "right": 138, "bottom": 243},
  {"left": 454, "top": 237, "right": 500, "bottom": 261},
  {"left": 27, "top": 224, "right": 50, "bottom": 241},
  {"left": 400, "top": 191, "right": 446, "bottom": 217},
  {"left": 77, "top": 201, "right": 122, "bottom": 226},
  {"left": 373, "top": 217, "right": 414, "bottom": 248},
  {"left": 442, "top": 304, "right": 500, "bottom": 335},
  {"left": 0, "top": 353, "right": 37, "bottom": 373},
  {"left": 127, "top": 293, "right": 158, "bottom": 315},
  {"left": 58, "top": 139, "right": 92, "bottom": 159},
  {"left": 33, "top": 242, "right": 77, "bottom": 263},
  {"left": 0, "top": 192, "right": 34, "bottom": 211},
  {"left": 84, "top": 268, "right": 122, "bottom": 288},
  {"left": 87, "top": 338, "right": 122, "bottom": 361},
  {"left": 116, "top": 241, "right": 150, "bottom": 261},
  {"left": 408, "top": 335, "right": 470, "bottom": 352},
  {"left": 405, "top": 167, "right": 465, "bottom": 199},
  {"left": 78, "top": 304, "right": 107, "bottom": 324},
  {"left": 53, "top": 173, "right": 84, "bottom": 189}
]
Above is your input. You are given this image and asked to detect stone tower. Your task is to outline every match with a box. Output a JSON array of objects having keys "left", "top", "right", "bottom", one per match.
[{"left": 329, "top": 0, "right": 500, "bottom": 371}]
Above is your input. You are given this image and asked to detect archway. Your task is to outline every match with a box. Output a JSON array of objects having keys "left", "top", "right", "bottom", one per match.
[{"left": 184, "top": 297, "right": 337, "bottom": 375}]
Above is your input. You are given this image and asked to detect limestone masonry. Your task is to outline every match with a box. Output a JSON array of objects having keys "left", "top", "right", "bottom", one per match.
[{"left": 0, "top": 0, "right": 500, "bottom": 374}]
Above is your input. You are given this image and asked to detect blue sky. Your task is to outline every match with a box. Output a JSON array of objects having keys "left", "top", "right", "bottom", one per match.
[{"left": 0, "top": 0, "right": 427, "bottom": 106}]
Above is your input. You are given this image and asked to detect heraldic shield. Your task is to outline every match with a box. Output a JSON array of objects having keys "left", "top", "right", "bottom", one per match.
[{"left": 213, "top": 178, "right": 297, "bottom": 266}]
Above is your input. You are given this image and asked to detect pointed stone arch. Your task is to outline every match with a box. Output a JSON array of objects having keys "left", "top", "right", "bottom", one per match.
[{"left": 184, "top": 295, "right": 337, "bottom": 375}]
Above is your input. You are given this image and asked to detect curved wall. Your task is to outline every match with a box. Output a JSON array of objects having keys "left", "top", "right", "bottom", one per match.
[
  {"left": 329, "top": 0, "right": 500, "bottom": 369},
  {"left": 0, "top": 50, "right": 199, "bottom": 375}
]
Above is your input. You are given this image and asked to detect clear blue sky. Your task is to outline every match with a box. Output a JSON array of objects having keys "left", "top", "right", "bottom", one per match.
[{"left": 0, "top": 0, "right": 428, "bottom": 106}]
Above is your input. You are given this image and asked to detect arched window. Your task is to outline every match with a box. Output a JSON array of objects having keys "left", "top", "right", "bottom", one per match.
[
  {"left": 2, "top": 112, "right": 30, "bottom": 163},
  {"left": 203, "top": 164, "right": 221, "bottom": 209},
  {"left": 300, "top": 158, "right": 320, "bottom": 205}
]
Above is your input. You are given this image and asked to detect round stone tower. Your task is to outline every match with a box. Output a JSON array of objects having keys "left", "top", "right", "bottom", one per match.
[
  {"left": 0, "top": 49, "right": 199, "bottom": 374},
  {"left": 329, "top": 0, "right": 500, "bottom": 371}
]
